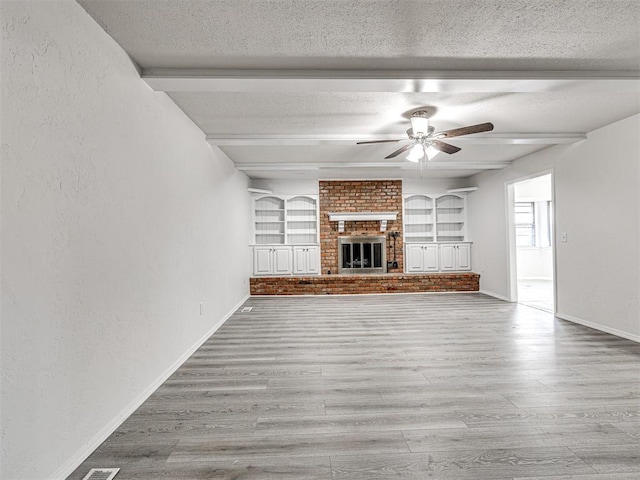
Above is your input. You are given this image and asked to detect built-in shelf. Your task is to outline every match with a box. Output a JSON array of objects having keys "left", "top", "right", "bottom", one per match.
[
  {"left": 404, "top": 194, "right": 467, "bottom": 243},
  {"left": 253, "top": 194, "right": 319, "bottom": 245}
]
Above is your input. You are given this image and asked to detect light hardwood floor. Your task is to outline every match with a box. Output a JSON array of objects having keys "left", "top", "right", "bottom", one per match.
[{"left": 69, "top": 293, "right": 640, "bottom": 479}]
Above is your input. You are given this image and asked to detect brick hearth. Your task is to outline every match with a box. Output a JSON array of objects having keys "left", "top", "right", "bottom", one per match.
[{"left": 250, "top": 273, "right": 480, "bottom": 295}]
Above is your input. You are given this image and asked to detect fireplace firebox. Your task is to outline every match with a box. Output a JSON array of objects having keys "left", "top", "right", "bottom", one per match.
[{"left": 338, "top": 236, "right": 386, "bottom": 274}]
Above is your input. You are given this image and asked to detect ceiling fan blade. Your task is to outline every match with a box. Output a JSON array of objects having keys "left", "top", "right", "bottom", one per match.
[
  {"left": 385, "top": 143, "right": 413, "bottom": 159},
  {"left": 431, "top": 140, "right": 462, "bottom": 155},
  {"left": 356, "top": 139, "right": 403, "bottom": 145},
  {"left": 435, "top": 122, "right": 494, "bottom": 138}
]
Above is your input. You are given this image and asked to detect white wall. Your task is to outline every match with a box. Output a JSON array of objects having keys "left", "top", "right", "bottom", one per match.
[
  {"left": 1, "top": 2, "right": 250, "bottom": 478},
  {"left": 251, "top": 178, "right": 319, "bottom": 195},
  {"left": 402, "top": 177, "right": 468, "bottom": 195},
  {"left": 468, "top": 114, "right": 640, "bottom": 341},
  {"left": 514, "top": 175, "right": 552, "bottom": 201},
  {"left": 516, "top": 247, "right": 553, "bottom": 279}
]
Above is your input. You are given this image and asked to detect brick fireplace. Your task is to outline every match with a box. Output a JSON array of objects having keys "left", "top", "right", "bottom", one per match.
[
  {"left": 319, "top": 180, "right": 403, "bottom": 274},
  {"left": 249, "top": 179, "right": 480, "bottom": 295}
]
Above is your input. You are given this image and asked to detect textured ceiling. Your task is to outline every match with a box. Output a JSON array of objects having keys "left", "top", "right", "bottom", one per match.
[
  {"left": 80, "top": 0, "right": 640, "bottom": 70},
  {"left": 167, "top": 91, "right": 640, "bottom": 135},
  {"left": 78, "top": 0, "right": 640, "bottom": 180}
]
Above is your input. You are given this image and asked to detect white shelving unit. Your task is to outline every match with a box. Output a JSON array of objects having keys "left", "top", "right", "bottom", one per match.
[
  {"left": 252, "top": 194, "right": 320, "bottom": 275},
  {"left": 403, "top": 193, "right": 472, "bottom": 272},
  {"left": 435, "top": 194, "right": 466, "bottom": 242},
  {"left": 254, "top": 196, "right": 285, "bottom": 245},
  {"left": 403, "top": 195, "right": 435, "bottom": 243},
  {"left": 286, "top": 196, "right": 318, "bottom": 245}
]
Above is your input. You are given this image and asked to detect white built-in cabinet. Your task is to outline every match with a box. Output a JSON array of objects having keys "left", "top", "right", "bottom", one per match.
[
  {"left": 253, "top": 246, "right": 293, "bottom": 275},
  {"left": 439, "top": 243, "right": 471, "bottom": 271},
  {"left": 252, "top": 194, "right": 320, "bottom": 276},
  {"left": 406, "top": 244, "right": 439, "bottom": 272},
  {"left": 403, "top": 193, "right": 472, "bottom": 272},
  {"left": 293, "top": 246, "right": 320, "bottom": 275}
]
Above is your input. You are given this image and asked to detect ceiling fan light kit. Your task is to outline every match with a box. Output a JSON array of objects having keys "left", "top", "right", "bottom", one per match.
[
  {"left": 406, "top": 144, "right": 440, "bottom": 163},
  {"left": 406, "top": 144, "right": 424, "bottom": 163},
  {"left": 357, "top": 109, "right": 494, "bottom": 169}
]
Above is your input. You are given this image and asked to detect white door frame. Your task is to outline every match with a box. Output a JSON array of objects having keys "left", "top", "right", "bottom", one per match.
[{"left": 505, "top": 169, "right": 557, "bottom": 313}]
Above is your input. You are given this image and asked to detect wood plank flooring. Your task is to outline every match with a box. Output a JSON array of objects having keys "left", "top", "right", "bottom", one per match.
[{"left": 68, "top": 293, "right": 640, "bottom": 480}]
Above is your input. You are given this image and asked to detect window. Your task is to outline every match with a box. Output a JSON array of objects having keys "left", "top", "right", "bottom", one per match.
[
  {"left": 515, "top": 202, "right": 535, "bottom": 246},
  {"left": 515, "top": 200, "right": 553, "bottom": 247}
]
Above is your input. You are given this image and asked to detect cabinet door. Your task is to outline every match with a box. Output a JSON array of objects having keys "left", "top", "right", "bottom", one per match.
[
  {"left": 439, "top": 244, "right": 457, "bottom": 271},
  {"left": 253, "top": 247, "right": 273, "bottom": 275},
  {"left": 456, "top": 243, "right": 471, "bottom": 270},
  {"left": 406, "top": 244, "right": 426, "bottom": 272},
  {"left": 423, "top": 244, "right": 439, "bottom": 271},
  {"left": 293, "top": 246, "right": 320, "bottom": 275},
  {"left": 272, "top": 247, "right": 292, "bottom": 275},
  {"left": 292, "top": 246, "right": 307, "bottom": 274},
  {"left": 306, "top": 246, "right": 320, "bottom": 274}
]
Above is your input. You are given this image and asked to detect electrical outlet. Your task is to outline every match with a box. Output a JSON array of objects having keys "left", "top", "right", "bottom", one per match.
[
  {"left": 561, "top": 232, "right": 568, "bottom": 243},
  {"left": 199, "top": 302, "right": 204, "bottom": 315}
]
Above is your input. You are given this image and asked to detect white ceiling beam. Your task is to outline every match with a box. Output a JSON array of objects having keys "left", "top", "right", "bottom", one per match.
[
  {"left": 143, "top": 69, "right": 640, "bottom": 93},
  {"left": 235, "top": 162, "right": 510, "bottom": 171},
  {"left": 207, "top": 133, "right": 586, "bottom": 146}
]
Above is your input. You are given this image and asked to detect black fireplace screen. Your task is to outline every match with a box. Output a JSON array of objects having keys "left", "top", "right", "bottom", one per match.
[{"left": 338, "top": 236, "right": 386, "bottom": 274}]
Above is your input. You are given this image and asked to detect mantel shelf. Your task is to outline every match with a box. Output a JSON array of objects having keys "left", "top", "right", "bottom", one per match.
[
  {"left": 328, "top": 212, "right": 398, "bottom": 222},
  {"left": 328, "top": 211, "right": 398, "bottom": 233}
]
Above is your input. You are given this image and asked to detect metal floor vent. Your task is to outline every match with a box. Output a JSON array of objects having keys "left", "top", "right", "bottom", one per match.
[
  {"left": 240, "top": 306, "right": 253, "bottom": 313},
  {"left": 81, "top": 468, "right": 120, "bottom": 480}
]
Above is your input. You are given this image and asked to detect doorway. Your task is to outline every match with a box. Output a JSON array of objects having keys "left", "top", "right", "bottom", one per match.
[{"left": 508, "top": 173, "right": 555, "bottom": 312}]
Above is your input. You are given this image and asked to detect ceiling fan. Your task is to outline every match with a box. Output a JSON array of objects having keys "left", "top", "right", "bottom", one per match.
[{"left": 357, "top": 110, "right": 494, "bottom": 163}]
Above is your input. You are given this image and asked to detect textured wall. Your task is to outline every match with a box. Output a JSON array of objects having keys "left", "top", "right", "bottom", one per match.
[
  {"left": 319, "top": 180, "right": 403, "bottom": 274},
  {"left": 1, "top": 2, "right": 250, "bottom": 478},
  {"left": 468, "top": 114, "right": 640, "bottom": 340}
]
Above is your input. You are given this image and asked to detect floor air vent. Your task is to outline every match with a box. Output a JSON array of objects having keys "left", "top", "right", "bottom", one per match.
[
  {"left": 81, "top": 468, "right": 120, "bottom": 480},
  {"left": 240, "top": 306, "right": 253, "bottom": 313}
]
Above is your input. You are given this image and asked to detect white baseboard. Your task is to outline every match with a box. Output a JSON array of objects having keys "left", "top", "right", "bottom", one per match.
[
  {"left": 556, "top": 312, "right": 640, "bottom": 343},
  {"left": 479, "top": 289, "right": 511, "bottom": 302},
  {"left": 52, "top": 293, "right": 250, "bottom": 480}
]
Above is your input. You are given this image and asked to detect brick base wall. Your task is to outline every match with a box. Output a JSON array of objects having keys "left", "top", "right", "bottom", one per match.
[{"left": 250, "top": 273, "right": 480, "bottom": 295}]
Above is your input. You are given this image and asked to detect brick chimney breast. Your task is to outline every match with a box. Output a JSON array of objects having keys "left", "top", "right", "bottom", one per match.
[{"left": 319, "top": 180, "right": 403, "bottom": 274}]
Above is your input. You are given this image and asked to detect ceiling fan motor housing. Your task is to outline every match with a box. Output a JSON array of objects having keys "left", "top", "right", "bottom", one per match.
[
  {"left": 406, "top": 126, "right": 434, "bottom": 140},
  {"left": 410, "top": 110, "right": 430, "bottom": 136}
]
